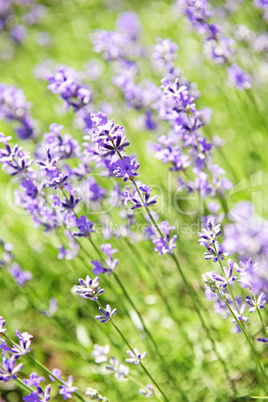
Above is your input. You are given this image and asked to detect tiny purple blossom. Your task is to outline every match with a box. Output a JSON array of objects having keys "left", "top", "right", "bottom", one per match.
[
  {"left": 95, "top": 304, "right": 117, "bottom": 323},
  {"left": 228, "top": 64, "right": 252, "bottom": 90},
  {"left": 23, "top": 372, "right": 45, "bottom": 388},
  {"left": 0, "top": 317, "right": 7, "bottom": 334},
  {"left": 92, "top": 344, "right": 110, "bottom": 364},
  {"left": 245, "top": 293, "right": 267, "bottom": 313},
  {"left": 59, "top": 376, "right": 78, "bottom": 400},
  {"left": 15, "top": 330, "right": 33, "bottom": 355},
  {"left": 0, "top": 355, "right": 23, "bottom": 382},
  {"left": 73, "top": 215, "right": 94, "bottom": 237},
  {"left": 125, "top": 348, "right": 147, "bottom": 365}
]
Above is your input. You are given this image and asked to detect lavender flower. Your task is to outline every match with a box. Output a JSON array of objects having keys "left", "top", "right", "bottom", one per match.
[
  {"left": 91, "top": 243, "right": 118, "bottom": 275},
  {"left": 202, "top": 272, "right": 226, "bottom": 300},
  {"left": 23, "top": 372, "right": 45, "bottom": 388},
  {"left": 228, "top": 64, "right": 252, "bottom": 90},
  {"left": 245, "top": 293, "right": 267, "bottom": 313},
  {"left": 47, "top": 66, "right": 91, "bottom": 111},
  {"left": 106, "top": 357, "right": 129, "bottom": 379},
  {"left": 210, "top": 260, "right": 238, "bottom": 288},
  {"left": 95, "top": 304, "right": 117, "bottom": 323},
  {"left": 75, "top": 275, "right": 104, "bottom": 301},
  {"left": 15, "top": 330, "right": 33, "bottom": 355},
  {"left": 9, "top": 262, "right": 32, "bottom": 286},
  {"left": 0, "top": 84, "right": 35, "bottom": 139},
  {"left": 85, "top": 387, "right": 109, "bottom": 401},
  {"left": 73, "top": 215, "right": 94, "bottom": 238},
  {"left": 139, "top": 384, "right": 154, "bottom": 398},
  {"left": 152, "top": 221, "right": 177, "bottom": 255},
  {"left": 231, "top": 302, "right": 248, "bottom": 325},
  {"left": 198, "top": 218, "right": 222, "bottom": 246},
  {"left": 92, "top": 344, "right": 110, "bottom": 364},
  {"left": 0, "top": 355, "right": 23, "bottom": 382},
  {"left": 58, "top": 376, "right": 78, "bottom": 400},
  {"left": 125, "top": 348, "right": 147, "bottom": 365},
  {"left": 0, "top": 317, "right": 7, "bottom": 334}
]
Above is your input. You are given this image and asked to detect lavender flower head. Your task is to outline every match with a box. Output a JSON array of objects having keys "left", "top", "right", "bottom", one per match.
[
  {"left": 86, "top": 387, "right": 108, "bottom": 401},
  {"left": 0, "top": 317, "right": 6, "bottom": 334},
  {"left": 106, "top": 357, "right": 129, "bottom": 380},
  {"left": 15, "top": 330, "right": 33, "bottom": 355},
  {"left": 92, "top": 344, "right": 110, "bottom": 364},
  {"left": 0, "top": 355, "right": 23, "bottom": 382},
  {"left": 153, "top": 221, "right": 177, "bottom": 255},
  {"left": 125, "top": 348, "right": 147, "bottom": 365},
  {"left": 228, "top": 64, "right": 252, "bottom": 90},
  {"left": 75, "top": 275, "right": 104, "bottom": 301},
  {"left": 95, "top": 304, "right": 117, "bottom": 324}
]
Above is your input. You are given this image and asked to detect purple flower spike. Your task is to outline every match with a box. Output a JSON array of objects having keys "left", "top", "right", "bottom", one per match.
[
  {"left": 95, "top": 304, "right": 117, "bottom": 323},
  {"left": 228, "top": 64, "right": 252, "bottom": 90},
  {"left": 112, "top": 156, "right": 140, "bottom": 182},
  {"left": 0, "top": 317, "right": 7, "bottom": 334},
  {"left": 125, "top": 348, "right": 147, "bottom": 365},
  {"left": 245, "top": 293, "right": 267, "bottom": 313},
  {"left": 15, "top": 330, "right": 33, "bottom": 355},
  {"left": 59, "top": 376, "right": 78, "bottom": 400},
  {"left": 73, "top": 215, "right": 94, "bottom": 238},
  {"left": 153, "top": 221, "right": 177, "bottom": 255},
  {"left": 23, "top": 372, "right": 45, "bottom": 388},
  {"left": 76, "top": 275, "right": 104, "bottom": 301}
]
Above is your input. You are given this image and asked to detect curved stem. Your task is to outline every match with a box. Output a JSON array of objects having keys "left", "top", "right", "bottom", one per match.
[{"left": 224, "top": 301, "right": 268, "bottom": 391}]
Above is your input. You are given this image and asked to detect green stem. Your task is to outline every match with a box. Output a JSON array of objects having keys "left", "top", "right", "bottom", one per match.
[
  {"left": 218, "top": 260, "right": 239, "bottom": 315},
  {"left": 255, "top": 297, "right": 268, "bottom": 338},
  {"left": 110, "top": 319, "right": 170, "bottom": 402},
  {"left": 113, "top": 272, "right": 187, "bottom": 398},
  {"left": 224, "top": 301, "right": 267, "bottom": 391},
  {"left": 87, "top": 236, "right": 185, "bottom": 397},
  {"left": 171, "top": 253, "right": 237, "bottom": 395},
  {"left": 130, "top": 177, "right": 236, "bottom": 395}
]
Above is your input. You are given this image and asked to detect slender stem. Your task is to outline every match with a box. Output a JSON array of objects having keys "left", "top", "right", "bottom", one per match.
[
  {"left": 171, "top": 253, "right": 237, "bottom": 395},
  {"left": 113, "top": 272, "right": 187, "bottom": 398},
  {"left": 255, "top": 297, "right": 268, "bottom": 337},
  {"left": 128, "top": 375, "right": 162, "bottom": 402},
  {"left": 87, "top": 237, "right": 185, "bottom": 397},
  {"left": 130, "top": 176, "right": 236, "bottom": 395},
  {"left": 224, "top": 301, "right": 267, "bottom": 390},
  {"left": 218, "top": 260, "right": 239, "bottom": 315},
  {"left": 110, "top": 319, "right": 170, "bottom": 402},
  {"left": 123, "top": 237, "right": 186, "bottom": 330}
]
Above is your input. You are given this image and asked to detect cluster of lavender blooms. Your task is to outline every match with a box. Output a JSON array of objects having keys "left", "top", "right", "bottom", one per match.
[
  {"left": 0, "top": 317, "right": 108, "bottom": 401},
  {"left": 174, "top": 0, "right": 254, "bottom": 89},
  {"left": 0, "top": 0, "right": 46, "bottom": 60},
  {"left": 0, "top": 238, "right": 32, "bottom": 286},
  {"left": 45, "top": 61, "right": 178, "bottom": 254},
  {"left": 90, "top": 17, "right": 233, "bottom": 200},
  {"left": 176, "top": 0, "right": 236, "bottom": 65},
  {"left": 0, "top": 121, "right": 104, "bottom": 259},
  {"left": 199, "top": 218, "right": 268, "bottom": 338},
  {"left": 0, "top": 84, "right": 36, "bottom": 139}
]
